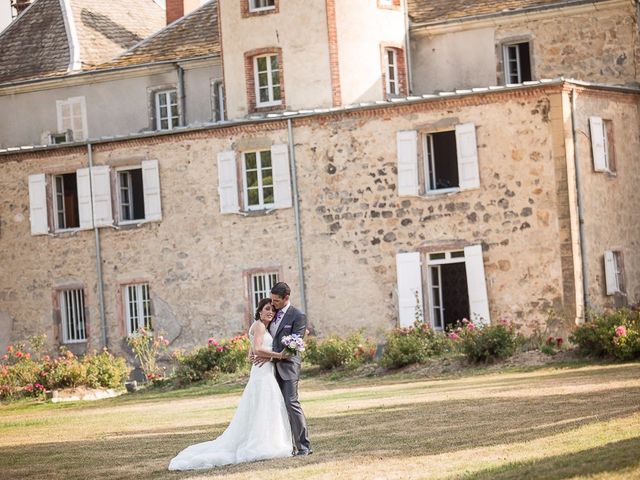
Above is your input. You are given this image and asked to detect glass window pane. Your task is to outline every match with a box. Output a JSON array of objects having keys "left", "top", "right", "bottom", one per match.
[
  {"left": 257, "top": 57, "right": 267, "bottom": 72},
  {"left": 245, "top": 152, "right": 257, "bottom": 170},
  {"left": 270, "top": 55, "right": 278, "bottom": 71},
  {"left": 246, "top": 171, "right": 259, "bottom": 188},
  {"left": 263, "top": 187, "right": 274, "bottom": 204},
  {"left": 272, "top": 86, "right": 281, "bottom": 101},
  {"left": 248, "top": 188, "right": 260, "bottom": 206},
  {"left": 258, "top": 72, "right": 269, "bottom": 87},
  {"left": 261, "top": 151, "right": 272, "bottom": 168},
  {"left": 160, "top": 119, "right": 169, "bottom": 130},
  {"left": 259, "top": 88, "right": 270, "bottom": 103},
  {"left": 261, "top": 171, "right": 273, "bottom": 187}
]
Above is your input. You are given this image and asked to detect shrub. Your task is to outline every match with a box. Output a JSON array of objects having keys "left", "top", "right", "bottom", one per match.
[
  {"left": 126, "top": 328, "right": 170, "bottom": 381},
  {"left": 452, "top": 319, "right": 519, "bottom": 363},
  {"left": 570, "top": 308, "right": 640, "bottom": 360},
  {"left": 304, "top": 332, "right": 376, "bottom": 371},
  {"left": 540, "top": 336, "right": 565, "bottom": 356},
  {"left": 381, "top": 322, "right": 452, "bottom": 369},
  {"left": 84, "top": 350, "right": 129, "bottom": 389},
  {"left": 174, "top": 335, "right": 251, "bottom": 384},
  {"left": 46, "top": 350, "right": 87, "bottom": 389}
]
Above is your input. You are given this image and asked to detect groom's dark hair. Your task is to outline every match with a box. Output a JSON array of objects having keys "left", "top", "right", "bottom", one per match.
[{"left": 271, "top": 282, "right": 291, "bottom": 298}]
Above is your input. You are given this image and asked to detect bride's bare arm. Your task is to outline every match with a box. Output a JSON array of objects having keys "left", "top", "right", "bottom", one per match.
[{"left": 251, "top": 322, "right": 285, "bottom": 360}]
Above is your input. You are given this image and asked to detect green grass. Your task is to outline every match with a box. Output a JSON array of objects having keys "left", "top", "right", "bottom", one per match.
[{"left": 1, "top": 362, "right": 639, "bottom": 479}]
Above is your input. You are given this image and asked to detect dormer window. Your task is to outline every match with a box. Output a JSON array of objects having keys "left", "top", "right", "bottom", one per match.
[{"left": 249, "top": 0, "right": 275, "bottom": 12}]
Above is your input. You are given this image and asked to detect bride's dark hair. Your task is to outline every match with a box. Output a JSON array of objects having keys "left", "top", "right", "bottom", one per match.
[{"left": 254, "top": 298, "right": 273, "bottom": 321}]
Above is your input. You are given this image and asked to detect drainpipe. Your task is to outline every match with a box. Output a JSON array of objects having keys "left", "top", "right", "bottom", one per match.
[
  {"left": 87, "top": 143, "right": 108, "bottom": 347},
  {"left": 570, "top": 88, "right": 590, "bottom": 319},
  {"left": 403, "top": 0, "right": 413, "bottom": 93},
  {"left": 177, "top": 64, "right": 186, "bottom": 126},
  {"left": 287, "top": 119, "right": 307, "bottom": 314}
]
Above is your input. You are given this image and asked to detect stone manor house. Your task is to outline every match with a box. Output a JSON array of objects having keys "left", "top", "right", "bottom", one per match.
[{"left": 0, "top": 0, "right": 638, "bottom": 355}]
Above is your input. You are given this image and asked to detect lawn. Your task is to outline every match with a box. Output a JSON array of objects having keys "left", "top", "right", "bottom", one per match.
[{"left": 1, "top": 362, "right": 639, "bottom": 480}]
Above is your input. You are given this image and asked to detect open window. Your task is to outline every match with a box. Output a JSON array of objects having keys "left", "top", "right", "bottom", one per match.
[
  {"left": 396, "top": 245, "right": 490, "bottom": 330},
  {"left": 503, "top": 42, "right": 532, "bottom": 84},
  {"left": 590, "top": 116, "right": 616, "bottom": 173}
]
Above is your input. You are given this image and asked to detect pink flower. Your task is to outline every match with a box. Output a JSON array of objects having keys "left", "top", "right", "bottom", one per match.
[
  {"left": 207, "top": 338, "right": 218, "bottom": 347},
  {"left": 6, "top": 345, "right": 13, "bottom": 353},
  {"left": 216, "top": 346, "right": 224, "bottom": 352},
  {"left": 448, "top": 332, "right": 461, "bottom": 341},
  {"left": 466, "top": 323, "right": 476, "bottom": 331},
  {"left": 461, "top": 318, "right": 469, "bottom": 324},
  {"left": 163, "top": 339, "right": 170, "bottom": 346},
  {"left": 1, "top": 355, "right": 7, "bottom": 361},
  {"left": 15, "top": 351, "right": 23, "bottom": 359},
  {"left": 25, "top": 352, "right": 31, "bottom": 359},
  {"left": 615, "top": 326, "right": 627, "bottom": 337}
]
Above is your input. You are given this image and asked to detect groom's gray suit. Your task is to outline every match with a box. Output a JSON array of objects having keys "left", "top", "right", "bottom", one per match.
[{"left": 270, "top": 304, "right": 311, "bottom": 454}]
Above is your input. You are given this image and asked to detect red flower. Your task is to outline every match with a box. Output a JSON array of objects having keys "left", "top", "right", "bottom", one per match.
[
  {"left": 15, "top": 351, "right": 23, "bottom": 358},
  {"left": 556, "top": 337, "right": 563, "bottom": 347}
]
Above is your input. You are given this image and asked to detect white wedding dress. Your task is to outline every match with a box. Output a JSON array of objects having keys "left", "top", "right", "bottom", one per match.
[{"left": 168, "top": 330, "right": 293, "bottom": 470}]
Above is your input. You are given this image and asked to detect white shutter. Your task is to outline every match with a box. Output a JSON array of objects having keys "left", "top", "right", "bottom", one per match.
[
  {"left": 396, "top": 130, "right": 419, "bottom": 196},
  {"left": 28, "top": 174, "right": 49, "bottom": 235},
  {"left": 396, "top": 252, "right": 424, "bottom": 327},
  {"left": 271, "top": 144, "right": 293, "bottom": 209},
  {"left": 91, "top": 166, "right": 113, "bottom": 227},
  {"left": 142, "top": 160, "right": 162, "bottom": 221},
  {"left": 217, "top": 150, "right": 240, "bottom": 214},
  {"left": 464, "top": 244, "right": 490, "bottom": 325},
  {"left": 76, "top": 168, "right": 93, "bottom": 229},
  {"left": 69, "top": 97, "right": 88, "bottom": 141},
  {"left": 604, "top": 250, "right": 618, "bottom": 295},
  {"left": 456, "top": 123, "right": 480, "bottom": 190},
  {"left": 589, "top": 116, "right": 608, "bottom": 172}
]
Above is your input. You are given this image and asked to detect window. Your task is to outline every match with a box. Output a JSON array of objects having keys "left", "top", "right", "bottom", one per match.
[
  {"left": 243, "top": 150, "right": 274, "bottom": 210},
  {"left": 396, "top": 124, "right": 480, "bottom": 197},
  {"left": 60, "top": 289, "right": 87, "bottom": 343},
  {"left": 385, "top": 48, "right": 399, "bottom": 96},
  {"left": 395, "top": 245, "right": 490, "bottom": 329},
  {"left": 590, "top": 117, "right": 615, "bottom": 173},
  {"left": 250, "top": 272, "right": 278, "bottom": 316},
  {"left": 604, "top": 251, "right": 625, "bottom": 295},
  {"left": 217, "top": 145, "right": 291, "bottom": 214},
  {"left": 503, "top": 42, "right": 532, "bottom": 84},
  {"left": 53, "top": 173, "right": 80, "bottom": 230},
  {"left": 254, "top": 54, "right": 281, "bottom": 107},
  {"left": 117, "top": 168, "right": 146, "bottom": 222},
  {"left": 155, "top": 89, "right": 179, "bottom": 130},
  {"left": 249, "top": 0, "right": 275, "bottom": 11},
  {"left": 49, "top": 131, "right": 72, "bottom": 145},
  {"left": 124, "top": 284, "right": 152, "bottom": 335},
  {"left": 212, "top": 80, "right": 225, "bottom": 122},
  {"left": 56, "top": 96, "right": 88, "bottom": 141}
]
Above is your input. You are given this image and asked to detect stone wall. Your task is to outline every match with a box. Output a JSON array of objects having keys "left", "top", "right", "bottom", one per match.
[{"left": 1, "top": 82, "right": 636, "bottom": 355}]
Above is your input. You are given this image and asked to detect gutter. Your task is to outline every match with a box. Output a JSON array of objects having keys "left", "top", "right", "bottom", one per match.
[
  {"left": 404, "top": 0, "right": 413, "bottom": 93},
  {"left": 87, "top": 143, "right": 109, "bottom": 347},
  {"left": 570, "top": 88, "right": 590, "bottom": 320},
  {"left": 287, "top": 119, "right": 307, "bottom": 314},
  {"left": 177, "top": 64, "right": 186, "bottom": 126}
]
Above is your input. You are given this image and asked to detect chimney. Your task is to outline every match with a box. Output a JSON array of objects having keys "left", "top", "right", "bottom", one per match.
[
  {"left": 165, "top": 0, "right": 184, "bottom": 25},
  {"left": 12, "top": 0, "right": 33, "bottom": 16}
]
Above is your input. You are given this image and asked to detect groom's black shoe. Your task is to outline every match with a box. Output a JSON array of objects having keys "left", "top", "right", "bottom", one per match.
[{"left": 295, "top": 449, "right": 313, "bottom": 456}]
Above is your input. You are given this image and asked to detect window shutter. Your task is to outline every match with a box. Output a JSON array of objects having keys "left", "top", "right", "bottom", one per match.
[
  {"left": 271, "top": 143, "right": 292, "bottom": 209},
  {"left": 589, "top": 116, "right": 608, "bottom": 172},
  {"left": 604, "top": 250, "right": 618, "bottom": 295},
  {"left": 217, "top": 150, "right": 240, "bottom": 214},
  {"left": 28, "top": 174, "right": 49, "bottom": 235},
  {"left": 395, "top": 252, "right": 424, "bottom": 327},
  {"left": 56, "top": 100, "right": 70, "bottom": 134},
  {"left": 91, "top": 165, "right": 113, "bottom": 227},
  {"left": 396, "top": 130, "right": 419, "bottom": 196},
  {"left": 464, "top": 244, "right": 490, "bottom": 325},
  {"left": 76, "top": 168, "right": 94, "bottom": 229},
  {"left": 142, "top": 160, "right": 162, "bottom": 221},
  {"left": 69, "top": 97, "right": 88, "bottom": 141},
  {"left": 456, "top": 123, "right": 480, "bottom": 190}
]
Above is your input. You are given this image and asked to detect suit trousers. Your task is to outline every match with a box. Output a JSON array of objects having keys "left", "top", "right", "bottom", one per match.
[{"left": 275, "top": 367, "right": 311, "bottom": 452}]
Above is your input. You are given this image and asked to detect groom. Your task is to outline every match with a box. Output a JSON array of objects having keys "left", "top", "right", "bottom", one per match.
[{"left": 267, "top": 282, "right": 312, "bottom": 456}]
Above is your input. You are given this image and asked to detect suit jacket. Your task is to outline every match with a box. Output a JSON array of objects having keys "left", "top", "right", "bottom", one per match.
[{"left": 271, "top": 305, "right": 307, "bottom": 381}]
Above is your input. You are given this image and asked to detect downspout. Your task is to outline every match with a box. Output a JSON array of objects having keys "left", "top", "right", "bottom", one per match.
[
  {"left": 87, "top": 143, "right": 108, "bottom": 347},
  {"left": 177, "top": 64, "right": 186, "bottom": 126},
  {"left": 403, "top": 0, "right": 413, "bottom": 93},
  {"left": 570, "top": 88, "right": 590, "bottom": 318},
  {"left": 287, "top": 119, "right": 307, "bottom": 314}
]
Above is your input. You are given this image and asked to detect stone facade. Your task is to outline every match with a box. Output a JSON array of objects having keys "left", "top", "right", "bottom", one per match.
[
  {"left": 2, "top": 81, "right": 637, "bottom": 355},
  {"left": 411, "top": 0, "right": 639, "bottom": 93}
]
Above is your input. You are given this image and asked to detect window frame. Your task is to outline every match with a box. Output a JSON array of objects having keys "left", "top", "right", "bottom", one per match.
[
  {"left": 244, "top": 267, "right": 282, "bottom": 326},
  {"left": 124, "top": 283, "right": 153, "bottom": 336},
  {"left": 56, "top": 96, "right": 88, "bottom": 142},
  {"left": 115, "top": 166, "right": 146, "bottom": 225},
  {"left": 426, "top": 250, "right": 466, "bottom": 330},
  {"left": 154, "top": 89, "right": 179, "bottom": 131},
  {"left": 254, "top": 54, "right": 282, "bottom": 108},
  {"left": 242, "top": 150, "right": 275, "bottom": 211},
  {"left": 249, "top": 0, "right": 275, "bottom": 12},
  {"left": 385, "top": 48, "right": 399, "bottom": 96},
  {"left": 60, "top": 288, "right": 87, "bottom": 344},
  {"left": 422, "top": 130, "right": 460, "bottom": 195},
  {"left": 52, "top": 172, "right": 80, "bottom": 232},
  {"left": 502, "top": 41, "right": 533, "bottom": 85}
]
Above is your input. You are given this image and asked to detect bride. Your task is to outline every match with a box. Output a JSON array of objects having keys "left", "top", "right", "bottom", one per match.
[{"left": 168, "top": 299, "right": 293, "bottom": 470}]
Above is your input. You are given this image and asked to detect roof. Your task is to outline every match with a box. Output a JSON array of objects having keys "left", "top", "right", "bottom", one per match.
[
  {"left": 95, "top": 1, "right": 219, "bottom": 69},
  {"left": 0, "top": 0, "right": 165, "bottom": 83},
  {"left": 2, "top": 78, "right": 638, "bottom": 155},
  {"left": 407, "top": 0, "right": 612, "bottom": 26}
]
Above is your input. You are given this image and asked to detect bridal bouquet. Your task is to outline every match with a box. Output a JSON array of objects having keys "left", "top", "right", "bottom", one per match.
[{"left": 281, "top": 334, "right": 305, "bottom": 355}]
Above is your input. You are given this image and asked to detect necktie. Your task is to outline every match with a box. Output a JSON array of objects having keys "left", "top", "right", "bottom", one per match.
[{"left": 271, "top": 310, "right": 283, "bottom": 335}]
